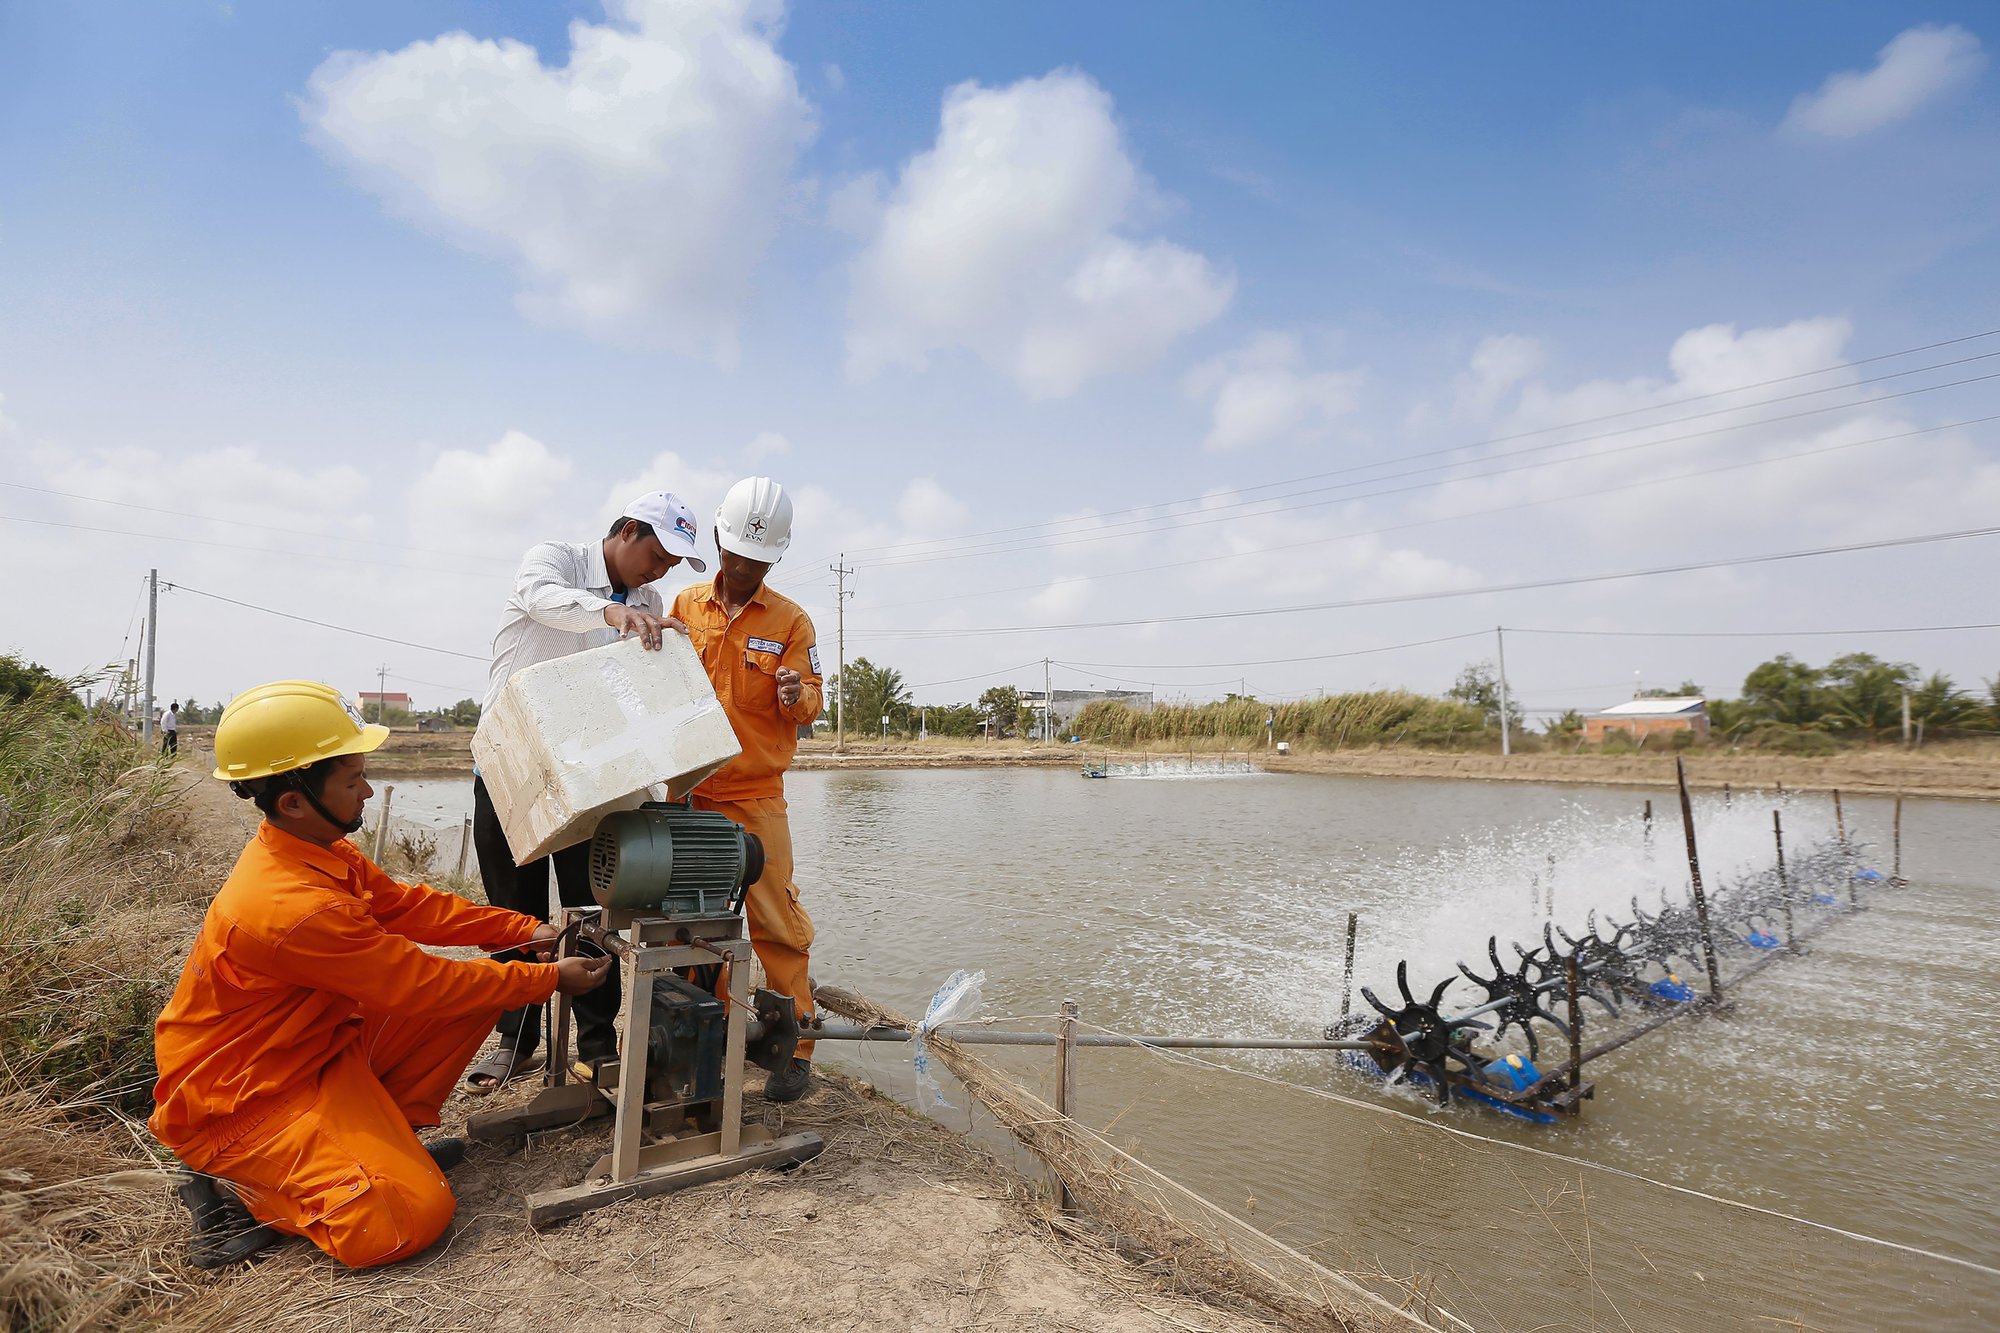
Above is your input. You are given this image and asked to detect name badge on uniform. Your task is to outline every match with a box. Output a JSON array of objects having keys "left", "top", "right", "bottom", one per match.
[
  {"left": 807, "top": 645, "right": 821, "bottom": 674},
  {"left": 746, "top": 637, "right": 785, "bottom": 656}
]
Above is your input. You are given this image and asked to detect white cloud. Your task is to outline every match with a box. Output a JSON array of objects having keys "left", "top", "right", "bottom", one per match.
[
  {"left": 743, "top": 430, "right": 790, "bottom": 464},
  {"left": 408, "top": 430, "right": 575, "bottom": 551},
  {"left": 895, "top": 477, "right": 972, "bottom": 534},
  {"left": 1782, "top": 24, "right": 1985, "bottom": 139},
  {"left": 845, "top": 69, "right": 1234, "bottom": 398},
  {"left": 1454, "top": 334, "right": 1544, "bottom": 420},
  {"left": 822, "top": 62, "right": 845, "bottom": 94},
  {"left": 1029, "top": 575, "right": 1092, "bottom": 618},
  {"left": 1185, "top": 332, "right": 1363, "bottom": 450},
  {"left": 301, "top": 0, "right": 816, "bottom": 360}
]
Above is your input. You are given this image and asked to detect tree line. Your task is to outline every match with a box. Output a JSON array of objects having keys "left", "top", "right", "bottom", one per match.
[{"left": 822, "top": 650, "right": 2000, "bottom": 751}]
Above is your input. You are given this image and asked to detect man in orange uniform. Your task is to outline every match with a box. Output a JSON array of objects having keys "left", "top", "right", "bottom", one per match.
[
  {"left": 149, "top": 681, "right": 610, "bottom": 1269},
  {"left": 671, "top": 476, "right": 822, "bottom": 1102}
]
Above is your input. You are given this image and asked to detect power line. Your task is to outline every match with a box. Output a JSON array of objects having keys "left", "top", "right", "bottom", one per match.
[
  {"left": 855, "top": 412, "right": 2000, "bottom": 615},
  {"left": 388, "top": 672, "right": 486, "bottom": 695},
  {"left": 0, "top": 511, "right": 502, "bottom": 574},
  {"left": 0, "top": 477, "right": 515, "bottom": 568},
  {"left": 853, "top": 367, "right": 2000, "bottom": 571},
  {"left": 784, "top": 325, "right": 2000, "bottom": 571},
  {"left": 850, "top": 523, "right": 2000, "bottom": 640},
  {"left": 1509, "top": 622, "right": 2000, "bottom": 639},
  {"left": 1052, "top": 631, "right": 1494, "bottom": 673},
  {"left": 163, "top": 582, "right": 487, "bottom": 661},
  {"left": 904, "top": 659, "right": 1046, "bottom": 690}
]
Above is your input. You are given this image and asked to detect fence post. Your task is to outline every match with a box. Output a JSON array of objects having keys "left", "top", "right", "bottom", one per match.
[
  {"left": 371, "top": 784, "right": 396, "bottom": 863},
  {"left": 1056, "top": 999, "right": 1079, "bottom": 1211},
  {"left": 456, "top": 816, "right": 472, "bottom": 880},
  {"left": 1675, "top": 758, "right": 1724, "bottom": 1005}
]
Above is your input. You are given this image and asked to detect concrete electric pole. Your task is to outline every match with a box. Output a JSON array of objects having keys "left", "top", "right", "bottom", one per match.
[
  {"left": 832, "top": 556, "right": 852, "bottom": 752},
  {"left": 1495, "top": 625, "right": 1512, "bottom": 759},
  {"left": 142, "top": 568, "right": 158, "bottom": 748}
]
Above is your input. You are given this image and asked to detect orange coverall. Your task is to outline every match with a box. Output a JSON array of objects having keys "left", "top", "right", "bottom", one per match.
[
  {"left": 671, "top": 580, "right": 823, "bottom": 1057},
  {"left": 150, "top": 822, "right": 558, "bottom": 1268}
]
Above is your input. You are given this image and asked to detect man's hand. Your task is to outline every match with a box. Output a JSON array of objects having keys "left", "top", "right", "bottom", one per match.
[
  {"left": 776, "top": 666, "right": 803, "bottom": 708},
  {"left": 555, "top": 954, "right": 613, "bottom": 996},
  {"left": 603, "top": 605, "right": 686, "bottom": 650}
]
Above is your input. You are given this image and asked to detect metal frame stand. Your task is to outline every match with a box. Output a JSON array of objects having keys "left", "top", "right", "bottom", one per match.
[{"left": 468, "top": 907, "right": 823, "bottom": 1227}]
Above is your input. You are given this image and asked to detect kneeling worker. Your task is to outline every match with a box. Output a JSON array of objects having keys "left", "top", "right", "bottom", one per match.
[
  {"left": 672, "top": 476, "right": 823, "bottom": 1101},
  {"left": 149, "top": 681, "right": 610, "bottom": 1269}
]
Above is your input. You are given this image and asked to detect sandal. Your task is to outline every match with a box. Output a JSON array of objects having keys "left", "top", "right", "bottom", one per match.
[{"left": 462, "top": 1043, "right": 544, "bottom": 1096}]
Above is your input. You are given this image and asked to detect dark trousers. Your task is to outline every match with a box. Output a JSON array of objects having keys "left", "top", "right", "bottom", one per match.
[
  {"left": 162, "top": 730, "right": 177, "bottom": 757},
  {"left": 471, "top": 775, "right": 620, "bottom": 1062}
]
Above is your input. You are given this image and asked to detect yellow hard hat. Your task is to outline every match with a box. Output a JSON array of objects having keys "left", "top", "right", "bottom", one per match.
[{"left": 211, "top": 680, "right": 389, "bottom": 782}]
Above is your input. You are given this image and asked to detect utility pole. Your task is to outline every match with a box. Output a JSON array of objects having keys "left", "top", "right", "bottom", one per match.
[
  {"left": 832, "top": 556, "right": 852, "bottom": 753},
  {"left": 1901, "top": 688, "right": 1913, "bottom": 747},
  {"left": 377, "top": 664, "right": 390, "bottom": 724},
  {"left": 1494, "top": 625, "right": 1512, "bottom": 758},
  {"left": 142, "top": 569, "right": 158, "bottom": 748},
  {"left": 1044, "top": 658, "right": 1053, "bottom": 743}
]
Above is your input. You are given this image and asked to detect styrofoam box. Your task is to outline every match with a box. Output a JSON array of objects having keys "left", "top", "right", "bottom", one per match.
[{"left": 472, "top": 634, "right": 741, "bottom": 864}]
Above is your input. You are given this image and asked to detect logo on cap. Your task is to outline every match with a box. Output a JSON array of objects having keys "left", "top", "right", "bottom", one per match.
[
  {"left": 747, "top": 516, "right": 768, "bottom": 539},
  {"left": 675, "top": 515, "right": 696, "bottom": 542}
]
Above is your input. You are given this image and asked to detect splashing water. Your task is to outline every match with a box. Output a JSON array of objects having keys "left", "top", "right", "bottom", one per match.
[
  {"left": 1356, "top": 792, "right": 1852, "bottom": 1014},
  {"left": 1095, "top": 758, "right": 1263, "bottom": 780}
]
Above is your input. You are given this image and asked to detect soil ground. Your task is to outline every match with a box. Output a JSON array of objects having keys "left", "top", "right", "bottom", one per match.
[{"left": 156, "top": 769, "right": 1299, "bottom": 1333}]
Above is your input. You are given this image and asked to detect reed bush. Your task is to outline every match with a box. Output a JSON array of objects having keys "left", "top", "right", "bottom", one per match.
[
  {"left": 1071, "top": 691, "right": 1489, "bottom": 751},
  {"left": 0, "top": 663, "right": 237, "bottom": 1331}
]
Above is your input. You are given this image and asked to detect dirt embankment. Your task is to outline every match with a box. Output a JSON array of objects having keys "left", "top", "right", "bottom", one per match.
[
  {"left": 193, "top": 723, "right": 2000, "bottom": 800},
  {"left": 1260, "top": 747, "right": 2000, "bottom": 800},
  {"left": 29, "top": 762, "right": 1309, "bottom": 1333}
]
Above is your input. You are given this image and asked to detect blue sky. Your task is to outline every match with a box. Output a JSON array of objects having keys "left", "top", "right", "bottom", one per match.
[{"left": 3, "top": 2, "right": 1997, "bottom": 716}]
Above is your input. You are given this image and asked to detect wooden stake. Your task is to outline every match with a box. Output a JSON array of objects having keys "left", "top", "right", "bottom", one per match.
[
  {"left": 1565, "top": 956, "right": 1584, "bottom": 1116},
  {"left": 1056, "top": 999, "right": 1079, "bottom": 1211},
  {"left": 371, "top": 784, "right": 396, "bottom": 863},
  {"left": 1833, "top": 788, "right": 1856, "bottom": 906},
  {"left": 1774, "top": 810, "right": 1796, "bottom": 951},
  {"left": 1338, "top": 912, "right": 1358, "bottom": 1019},
  {"left": 1675, "top": 758, "right": 1724, "bottom": 1004},
  {"left": 455, "top": 816, "right": 472, "bottom": 880}
]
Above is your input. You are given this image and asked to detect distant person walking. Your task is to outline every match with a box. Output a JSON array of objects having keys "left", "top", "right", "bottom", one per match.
[
  {"left": 161, "top": 702, "right": 180, "bottom": 758},
  {"left": 464, "top": 491, "right": 705, "bottom": 1093}
]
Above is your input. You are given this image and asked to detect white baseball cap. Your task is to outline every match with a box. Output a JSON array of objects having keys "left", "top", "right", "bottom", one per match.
[{"left": 621, "top": 491, "right": 707, "bottom": 572}]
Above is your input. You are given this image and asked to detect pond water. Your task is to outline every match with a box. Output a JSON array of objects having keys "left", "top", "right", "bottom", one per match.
[{"left": 382, "top": 766, "right": 2000, "bottom": 1328}]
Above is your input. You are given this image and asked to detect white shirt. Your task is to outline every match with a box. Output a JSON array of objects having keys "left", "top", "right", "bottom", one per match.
[
  {"left": 162, "top": 709, "right": 178, "bottom": 731},
  {"left": 485, "top": 540, "right": 665, "bottom": 711}
]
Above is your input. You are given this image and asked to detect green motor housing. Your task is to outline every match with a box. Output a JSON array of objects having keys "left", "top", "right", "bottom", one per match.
[{"left": 588, "top": 804, "right": 764, "bottom": 916}]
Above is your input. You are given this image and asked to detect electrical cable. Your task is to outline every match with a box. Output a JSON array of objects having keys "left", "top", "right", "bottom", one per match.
[
  {"left": 1052, "top": 631, "right": 1494, "bottom": 673},
  {"left": 782, "top": 325, "right": 2000, "bottom": 571},
  {"left": 162, "top": 582, "right": 487, "bottom": 661},
  {"left": 849, "top": 523, "right": 2000, "bottom": 640},
  {"left": 853, "top": 370, "right": 2000, "bottom": 571},
  {"left": 0, "top": 477, "right": 515, "bottom": 568},
  {"left": 904, "top": 659, "right": 1048, "bottom": 690},
  {"left": 854, "top": 412, "right": 2000, "bottom": 614},
  {"left": 0, "top": 511, "right": 504, "bottom": 574},
  {"left": 1508, "top": 622, "right": 2000, "bottom": 639}
]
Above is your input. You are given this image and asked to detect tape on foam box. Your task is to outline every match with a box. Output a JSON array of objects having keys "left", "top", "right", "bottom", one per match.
[{"left": 472, "top": 634, "right": 741, "bottom": 864}]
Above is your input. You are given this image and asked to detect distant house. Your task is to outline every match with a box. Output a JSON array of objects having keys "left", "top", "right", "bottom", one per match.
[
  {"left": 1021, "top": 688, "right": 1154, "bottom": 733},
  {"left": 360, "top": 691, "right": 414, "bottom": 718},
  {"left": 1585, "top": 697, "right": 1710, "bottom": 745}
]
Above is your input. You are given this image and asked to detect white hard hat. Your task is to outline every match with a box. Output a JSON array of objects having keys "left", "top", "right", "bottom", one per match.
[{"left": 714, "top": 476, "right": 793, "bottom": 564}]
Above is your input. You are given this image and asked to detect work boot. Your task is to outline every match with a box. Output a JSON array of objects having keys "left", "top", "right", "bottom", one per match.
[
  {"left": 177, "top": 1168, "right": 279, "bottom": 1270},
  {"left": 425, "top": 1137, "right": 467, "bottom": 1175},
  {"left": 763, "top": 1058, "right": 813, "bottom": 1103}
]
